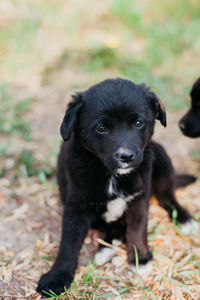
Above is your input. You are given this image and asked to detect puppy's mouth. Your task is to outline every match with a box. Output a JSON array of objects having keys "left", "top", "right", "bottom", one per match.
[
  {"left": 114, "top": 163, "right": 134, "bottom": 175},
  {"left": 115, "top": 167, "right": 134, "bottom": 175}
]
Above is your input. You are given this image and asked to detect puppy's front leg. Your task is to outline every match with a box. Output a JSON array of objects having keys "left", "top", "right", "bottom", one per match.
[
  {"left": 126, "top": 197, "right": 153, "bottom": 275},
  {"left": 37, "top": 204, "right": 92, "bottom": 296}
]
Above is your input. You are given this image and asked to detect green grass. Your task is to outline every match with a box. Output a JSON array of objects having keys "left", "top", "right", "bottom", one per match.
[
  {"left": 0, "top": 146, "right": 55, "bottom": 183},
  {"left": 42, "top": 272, "right": 157, "bottom": 300},
  {"left": 14, "top": 149, "right": 55, "bottom": 182},
  {"left": 0, "top": 84, "right": 32, "bottom": 140}
]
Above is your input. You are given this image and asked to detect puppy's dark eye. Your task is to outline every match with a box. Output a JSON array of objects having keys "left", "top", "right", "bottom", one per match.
[
  {"left": 135, "top": 120, "right": 144, "bottom": 128},
  {"left": 96, "top": 125, "right": 107, "bottom": 134}
]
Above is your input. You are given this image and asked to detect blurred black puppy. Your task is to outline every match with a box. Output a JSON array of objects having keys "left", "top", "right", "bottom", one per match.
[
  {"left": 37, "top": 78, "right": 196, "bottom": 296},
  {"left": 179, "top": 77, "right": 200, "bottom": 137}
]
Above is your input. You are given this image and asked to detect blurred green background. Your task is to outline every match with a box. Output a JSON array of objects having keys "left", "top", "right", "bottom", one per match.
[
  {"left": 1, "top": 0, "right": 200, "bottom": 105},
  {"left": 0, "top": 0, "right": 200, "bottom": 177}
]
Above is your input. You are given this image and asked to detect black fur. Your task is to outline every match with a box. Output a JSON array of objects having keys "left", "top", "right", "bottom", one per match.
[
  {"left": 175, "top": 174, "right": 196, "bottom": 189},
  {"left": 37, "top": 78, "right": 193, "bottom": 296},
  {"left": 179, "top": 77, "right": 200, "bottom": 138}
]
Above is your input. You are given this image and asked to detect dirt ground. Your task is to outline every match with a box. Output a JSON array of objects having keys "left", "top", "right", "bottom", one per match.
[{"left": 0, "top": 84, "right": 200, "bottom": 299}]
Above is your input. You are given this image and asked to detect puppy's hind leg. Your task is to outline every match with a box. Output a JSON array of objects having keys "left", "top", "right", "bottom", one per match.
[
  {"left": 153, "top": 177, "right": 199, "bottom": 234},
  {"left": 152, "top": 175, "right": 191, "bottom": 223},
  {"left": 152, "top": 142, "right": 198, "bottom": 233}
]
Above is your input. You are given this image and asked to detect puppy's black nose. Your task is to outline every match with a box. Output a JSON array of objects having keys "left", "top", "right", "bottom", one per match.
[
  {"left": 179, "top": 121, "right": 185, "bottom": 130},
  {"left": 115, "top": 150, "right": 135, "bottom": 163}
]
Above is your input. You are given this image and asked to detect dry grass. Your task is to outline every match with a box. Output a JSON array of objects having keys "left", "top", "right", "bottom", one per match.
[{"left": 0, "top": 147, "right": 200, "bottom": 299}]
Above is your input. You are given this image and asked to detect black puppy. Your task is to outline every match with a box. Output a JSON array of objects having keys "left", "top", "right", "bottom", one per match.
[
  {"left": 179, "top": 77, "right": 200, "bottom": 137},
  {"left": 37, "top": 78, "right": 197, "bottom": 296}
]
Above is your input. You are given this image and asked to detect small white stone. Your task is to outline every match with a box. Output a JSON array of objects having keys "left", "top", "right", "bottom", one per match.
[
  {"left": 114, "top": 296, "right": 122, "bottom": 300},
  {"left": 180, "top": 219, "right": 199, "bottom": 235}
]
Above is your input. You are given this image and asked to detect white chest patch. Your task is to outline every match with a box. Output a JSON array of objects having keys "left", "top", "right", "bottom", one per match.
[
  {"left": 103, "top": 191, "right": 142, "bottom": 223},
  {"left": 105, "top": 176, "right": 142, "bottom": 223},
  {"left": 103, "top": 197, "right": 128, "bottom": 222}
]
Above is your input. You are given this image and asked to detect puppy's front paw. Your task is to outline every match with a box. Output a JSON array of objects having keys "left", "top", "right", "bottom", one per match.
[
  {"left": 128, "top": 251, "right": 153, "bottom": 277},
  {"left": 128, "top": 250, "right": 153, "bottom": 265},
  {"left": 37, "top": 270, "right": 72, "bottom": 297}
]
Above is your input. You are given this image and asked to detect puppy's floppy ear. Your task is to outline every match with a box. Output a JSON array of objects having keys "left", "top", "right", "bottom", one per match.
[
  {"left": 60, "top": 93, "right": 83, "bottom": 141},
  {"left": 149, "top": 91, "right": 167, "bottom": 127}
]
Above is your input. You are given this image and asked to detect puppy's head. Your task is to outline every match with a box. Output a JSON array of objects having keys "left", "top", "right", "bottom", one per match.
[
  {"left": 60, "top": 78, "right": 166, "bottom": 175},
  {"left": 179, "top": 78, "right": 200, "bottom": 138}
]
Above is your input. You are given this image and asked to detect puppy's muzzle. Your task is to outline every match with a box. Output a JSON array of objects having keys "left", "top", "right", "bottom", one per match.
[
  {"left": 115, "top": 149, "right": 136, "bottom": 163},
  {"left": 114, "top": 147, "right": 139, "bottom": 165}
]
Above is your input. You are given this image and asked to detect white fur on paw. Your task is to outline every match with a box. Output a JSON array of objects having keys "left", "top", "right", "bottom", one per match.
[
  {"left": 131, "top": 260, "right": 154, "bottom": 277},
  {"left": 112, "top": 239, "right": 122, "bottom": 246},
  {"left": 180, "top": 219, "right": 199, "bottom": 235},
  {"left": 95, "top": 239, "right": 122, "bottom": 266},
  {"left": 112, "top": 256, "right": 124, "bottom": 267},
  {"left": 95, "top": 247, "right": 116, "bottom": 266}
]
